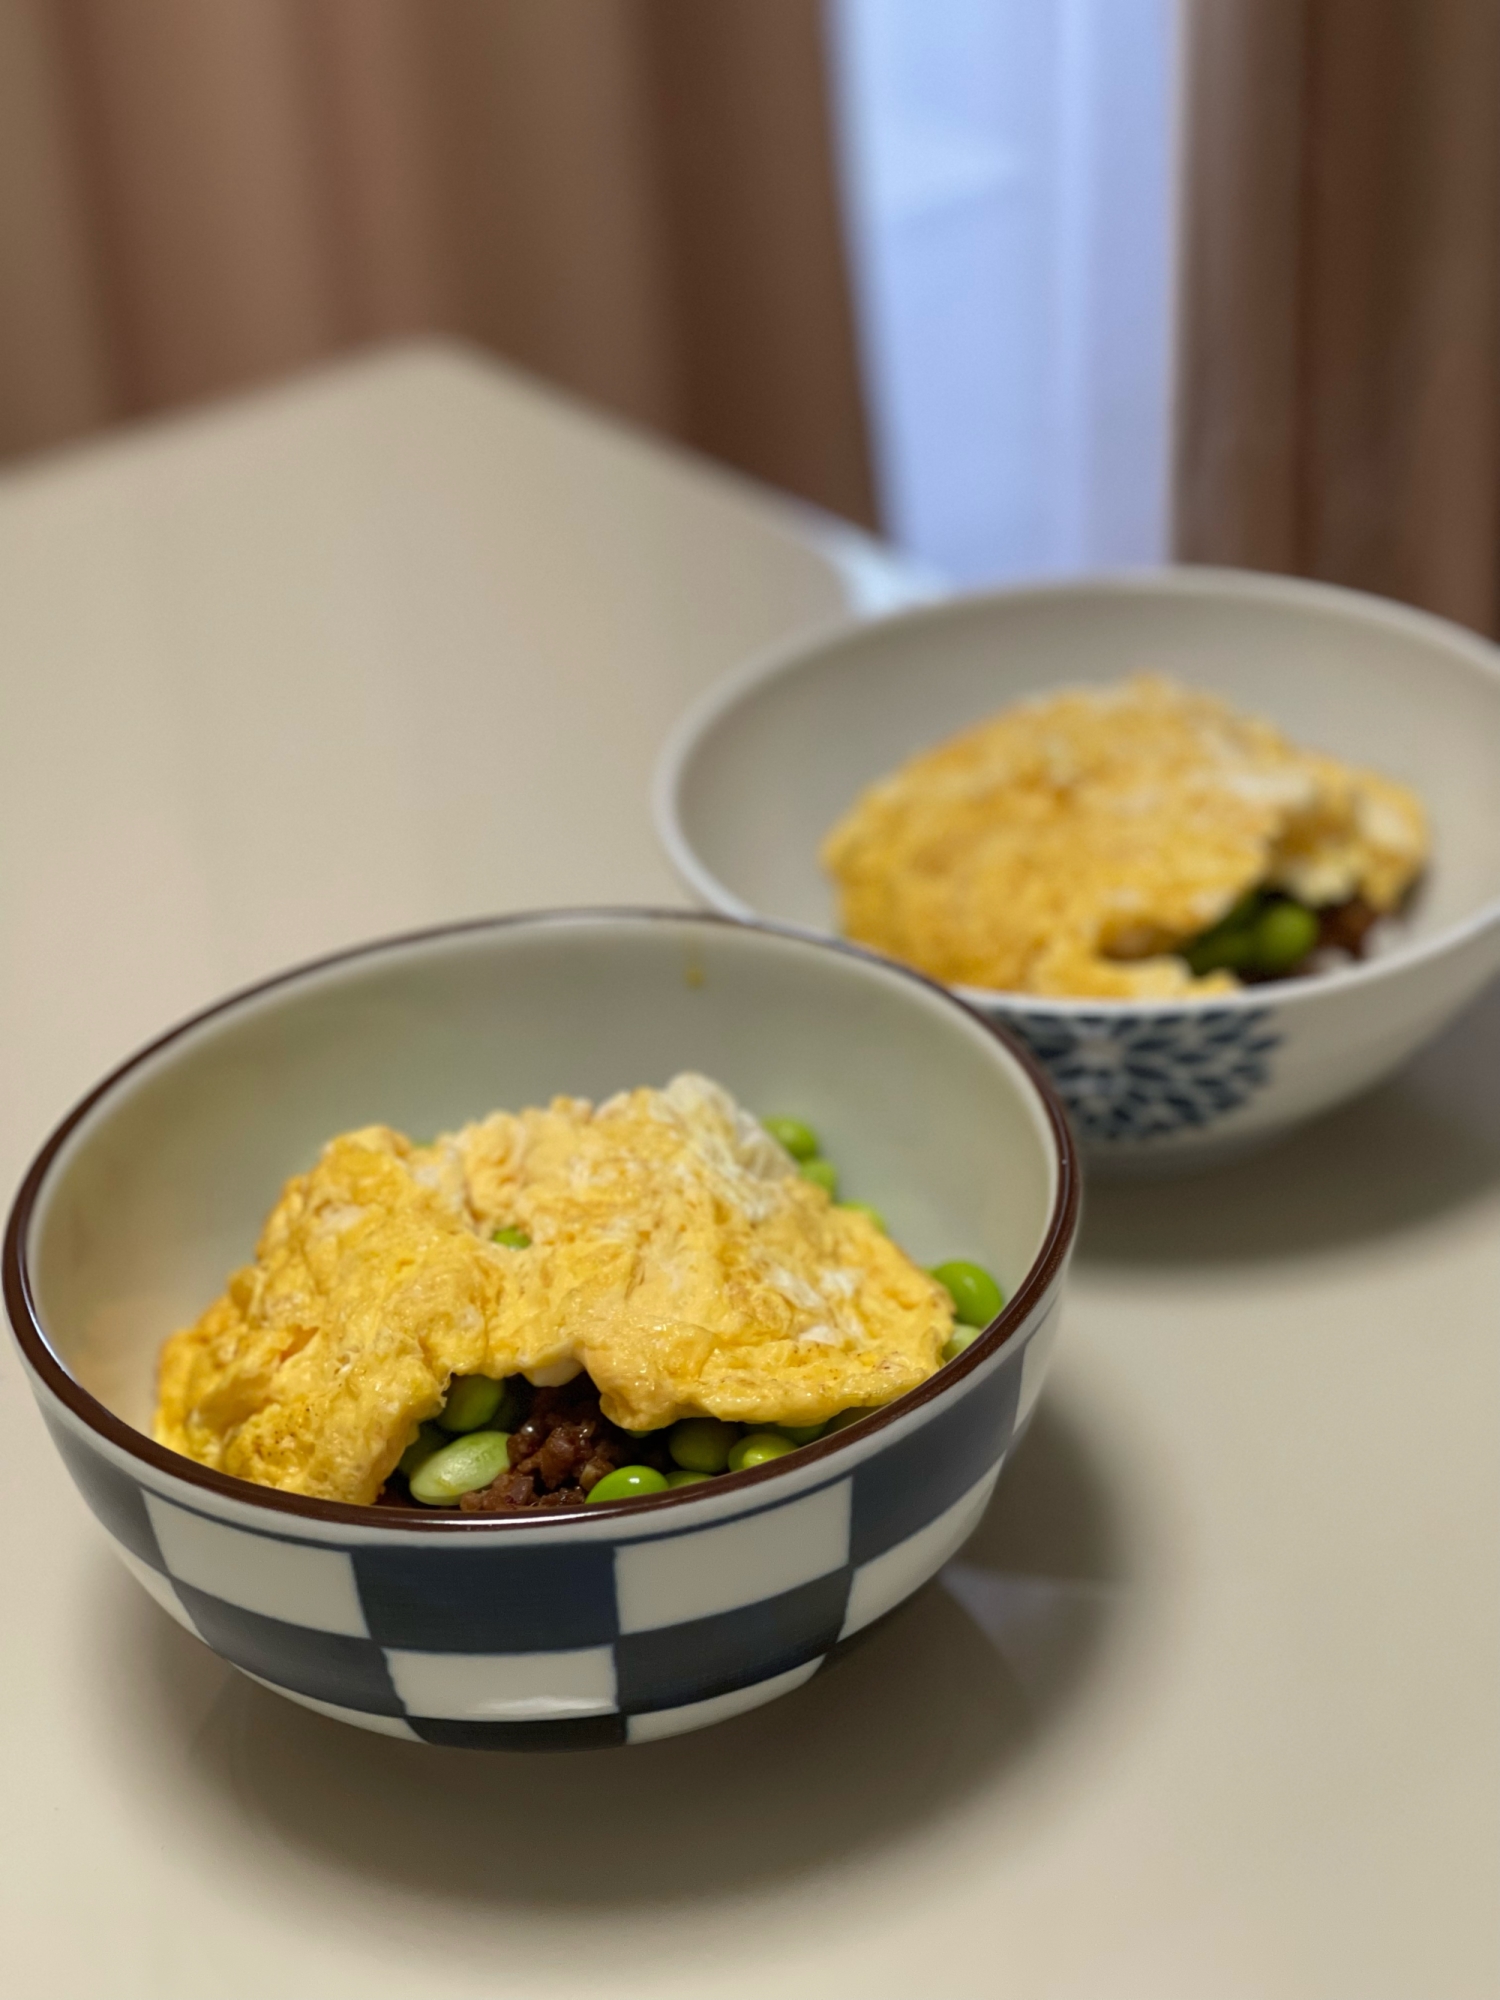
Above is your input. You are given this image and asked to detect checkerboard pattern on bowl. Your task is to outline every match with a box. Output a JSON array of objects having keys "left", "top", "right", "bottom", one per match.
[{"left": 40, "top": 1300, "right": 1056, "bottom": 1748}]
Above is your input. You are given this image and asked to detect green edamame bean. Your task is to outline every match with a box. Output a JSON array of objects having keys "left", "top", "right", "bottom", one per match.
[
  {"left": 1185, "top": 929, "right": 1258, "bottom": 978},
  {"left": 727, "top": 1431, "right": 795, "bottom": 1472},
  {"left": 1250, "top": 898, "right": 1318, "bottom": 974},
  {"left": 397, "top": 1421, "right": 447, "bottom": 1478},
  {"left": 774, "top": 1420, "right": 828, "bottom": 1445},
  {"left": 825, "top": 1407, "right": 868, "bottom": 1432},
  {"left": 491, "top": 1225, "right": 531, "bottom": 1249},
  {"left": 932, "top": 1260, "right": 1005, "bottom": 1329},
  {"left": 1228, "top": 890, "right": 1269, "bottom": 928},
  {"left": 762, "top": 1115, "right": 820, "bottom": 1162},
  {"left": 838, "top": 1200, "right": 887, "bottom": 1234},
  {"left": 495, "top": 1377, "right": 528, "bottom": 1431},
  {"left": 437, "top": 1374, "right": 505, "bottom": 1433},
  {"left": 1181, "top": 890, "right": 1267, "bottom": 977},
  {"left": 586, "top": 1464, "right": 670, "bottom": 1504},
  {"left": 409, "top": 1431, "right": 512, "bottom": 1505},
  {"left": 664, "top": 1468, "right": 713, "bottom": 1488},
  {"left": 669, "top": 1418, "right": 740, "bottom": 1473},
  {"left": 942, "top": 1325, "right": 982, "bottom": 1364},
  {"left": 799, "top": 1157, "right": 839, "bottom": 1199}
]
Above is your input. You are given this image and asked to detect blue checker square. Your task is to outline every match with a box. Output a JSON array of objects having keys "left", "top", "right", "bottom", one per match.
[
  {"left": 849, "top": 1347, "right": 1021, "bottom": 1568},
  {"left": 353, "top": 1540, "right": 618, "bottom": 1653},
  {"left": 42, "top": 1412, "right": 167, "bottom": 1575},
  {"left": 173, "top": 1583, "right": 405, "bottom": 1715},
  {"left": 408, "top": 1713, "right": 628, "bottom": 1752},
  {"left": 615, "top": 1569, "right": 852, "bottom": 1715}
]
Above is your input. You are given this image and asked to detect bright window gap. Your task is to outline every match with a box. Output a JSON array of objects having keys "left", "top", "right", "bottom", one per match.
[{"left": 825, "top": 0, "right": 1180, "bottom": 586}]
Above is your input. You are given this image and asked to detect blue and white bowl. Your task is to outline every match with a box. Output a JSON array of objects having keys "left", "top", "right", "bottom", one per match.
[
  {"left": 655, "top": 570, "right": 1500, "bottom": 1172},
  {"left": 5, "top": 911, "right": 1077, "bottom": 1747}
]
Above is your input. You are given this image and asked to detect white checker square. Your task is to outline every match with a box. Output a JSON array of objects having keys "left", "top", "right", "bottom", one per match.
[
  {"left": 384, "top": 1645, "right": 617, "bottom": 1721},
  {"left": 112, "top": 1543, "right": 196, "bottom": 1633},
  {"left": 144, "top": 1497, "right": 368, "bottom": 1636},
  {"left": 626, "top": 1657, "right": 823, "bottom": 1744},
  {"left": 1016, "top": 1301, "right": 1062, "bottom": 1433},
  {"left": 241, "top": 1672, "right": 423, "bottom": 1740},
  {"left": 841, "top": 1462, "right": 1002, "bottom": 1640},
  {"left": 614, "top": 1480, "right": 851, "bottom": 1635}
]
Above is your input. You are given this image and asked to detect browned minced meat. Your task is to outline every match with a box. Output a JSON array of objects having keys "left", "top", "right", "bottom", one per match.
[
  {"left": 1315, "top": 895, "right": 1381, "bottom": 958},
  {"left": 377, "top": 1376, "right": 673, "bottom": 1514}
]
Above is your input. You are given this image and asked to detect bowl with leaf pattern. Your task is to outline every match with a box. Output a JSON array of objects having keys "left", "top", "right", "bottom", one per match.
[{"left": 656, "top": 570, "right": 1500, "bottom": 1171}]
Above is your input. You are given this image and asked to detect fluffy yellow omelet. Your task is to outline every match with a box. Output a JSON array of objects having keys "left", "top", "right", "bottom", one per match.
[
  {"left": 154, "top": 1074, "right": 953, "bottom": 1505},
  {"left": 822, "top": 674, "right": 1428, "bottom": 998}
]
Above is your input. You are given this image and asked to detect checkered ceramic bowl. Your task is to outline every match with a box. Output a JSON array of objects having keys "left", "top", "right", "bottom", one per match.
[{"left": 5, "top": 911, "right": 1078, "bottom": 1748}]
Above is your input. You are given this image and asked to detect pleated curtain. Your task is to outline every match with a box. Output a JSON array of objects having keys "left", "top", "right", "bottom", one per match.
[
  {"left": 0, "top": 0, "right": 877, "bottom": 526},
  {"left": 1175, "top": 0, "right": 1500, "bottom": 636}
]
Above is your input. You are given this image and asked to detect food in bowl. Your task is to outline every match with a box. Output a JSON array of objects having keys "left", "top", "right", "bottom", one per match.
[
  {"left": 155, "top": 1072, "right": 1003, "bottom": 1513},
  {"left": 12, "top": 910, "right": 1073, "bottom": 1747},
  {"left": 821, "top": 673, "right": 1429, "bottom": 1000}
]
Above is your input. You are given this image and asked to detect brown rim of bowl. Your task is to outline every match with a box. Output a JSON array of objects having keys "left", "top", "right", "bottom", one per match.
[{"left": 4, "top": 907, "right": 1080, "bottom": 1532}]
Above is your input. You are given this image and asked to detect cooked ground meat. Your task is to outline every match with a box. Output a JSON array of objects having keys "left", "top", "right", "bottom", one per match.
[
  {"left": 378, "top": 1375, "right": 673, "bottom": 1514},
  {"left": 1315, "top": 894, "right": 1381, "bottom": 958}
]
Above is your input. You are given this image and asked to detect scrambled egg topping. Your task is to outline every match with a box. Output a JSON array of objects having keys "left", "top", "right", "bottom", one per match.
[
  {"left": 154, "top": 1074, "right": 952, "bottom": 1505},
  {"left": 822, "top": 674, "right": 1428, "bottom": 998}
]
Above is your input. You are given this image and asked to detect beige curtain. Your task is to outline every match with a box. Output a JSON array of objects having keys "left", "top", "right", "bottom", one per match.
[
  {"left": 0, "top": 0, "right": 876, "bottom": 525},
  {"left": 1175, "top": 0, "right": 1500, "bottom": 636}
]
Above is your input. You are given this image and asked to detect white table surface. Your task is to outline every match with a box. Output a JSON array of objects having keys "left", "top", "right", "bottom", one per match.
[{"left": 1, "top": 344, "right": 1494, "bottom": 2000}]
